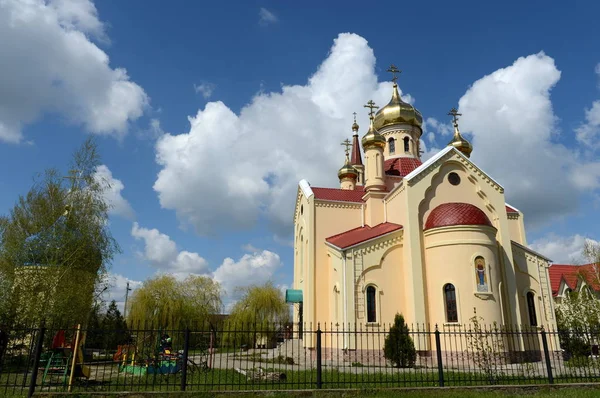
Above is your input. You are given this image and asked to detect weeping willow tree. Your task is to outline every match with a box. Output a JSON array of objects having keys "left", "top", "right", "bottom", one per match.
[
  {"left": 224, "top": 282, "right": 289, "bottom": 348},
  {"left": 0, "top": 138, "right": 119, "bottom": 327},
  {"left": 127, "top": 274, "right": 222, "bottom": 329}
]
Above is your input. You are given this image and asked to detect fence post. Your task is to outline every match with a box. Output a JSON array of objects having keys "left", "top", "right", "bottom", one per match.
[
  {"left": 540, "top": 327, "right": 554, "bottom": 384},
  {"left": 180, "top": 328, "right": 191, "bottom": 391},
  {"left": 316, "top": 325, "right": 322, "bottom": 389},
  {"left": 28, "top": 325, "right": 46, "bottom": 398},
  {"left": 434, "top": 325, "right": 444, "bottom": 387}
]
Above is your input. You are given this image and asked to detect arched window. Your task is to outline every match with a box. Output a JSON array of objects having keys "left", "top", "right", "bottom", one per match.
[
  {"left": 366, "top": 286, "right": 377, "bottom": 323},
  {"left": 388, "top": 138, "right": 395, "bottom": 155},
  {"left": 526, "top": 292, "right": 537, "bottom": 326},
  {"left": 403, "top": 136, "right": 410, "bottom": 152},
  {"left": 444, "top": 284, "right": 458, "bottom": 323}
]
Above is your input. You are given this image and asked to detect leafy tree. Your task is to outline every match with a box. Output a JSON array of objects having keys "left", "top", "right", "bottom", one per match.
[
  {"left": 85, "top": 302, "right": 105, "bottom": 349},
  {"left": 102, "top": 300, "right": 130, "bottom": 349},
  {"left": 0, "top": 138, "right": 119, "bottom": 327},
  {"left": 127, "top": 274, "right": 222, "bottom": 329},
  {"left": 383, "top": 313, "right": 416, "bottom": 368},
  {"left": 225, "top": 282, "right": 289, "bottom": 348}
]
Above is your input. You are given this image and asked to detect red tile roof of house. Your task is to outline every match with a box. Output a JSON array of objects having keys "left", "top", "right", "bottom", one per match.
[
  {"left": 384, "top": 157, "right": 422, "bottom": 177},
  {"left": 548, "top": 263, "right": 600, "bottom": 296},
  {"left": 326, "top": 222, "right": 403, "bottom": 249},
  {"left": 312, "top": 186, "right": 366, "bottom": 203},
  {"left": 424, "top": 202, "right": 493, "bottom": 231}
]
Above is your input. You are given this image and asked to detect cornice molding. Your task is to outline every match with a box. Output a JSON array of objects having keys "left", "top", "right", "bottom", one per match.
[
  {"left": 315, "top": 200, "right": 362, "bottom": 210},
  {"left": 350, "top": 233, "right": 403, "bottom": 256}
]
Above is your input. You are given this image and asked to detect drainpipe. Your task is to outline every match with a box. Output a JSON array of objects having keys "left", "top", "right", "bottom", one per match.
[{"left": 342, "top": 250, "right": 348, "bottom": 350}]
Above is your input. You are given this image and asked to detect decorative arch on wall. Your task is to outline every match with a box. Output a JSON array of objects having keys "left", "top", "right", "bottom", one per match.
[
  {"left": 417, "top": 161, "right": 498, "bottom": 233},
  {"left": 473, "top": 255, "right": 491, "bottom": 293}
]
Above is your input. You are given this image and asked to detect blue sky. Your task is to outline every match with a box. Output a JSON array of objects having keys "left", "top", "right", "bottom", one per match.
[{"left": 1, "top": 0, "right": 599, "bottom": 309}]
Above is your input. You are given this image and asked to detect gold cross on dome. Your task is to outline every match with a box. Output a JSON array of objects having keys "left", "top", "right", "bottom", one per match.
[
  {"left": 387, "top": 64, "right": 401, "bottom": 84},
  {"left": 353, "top": 112, "right": 357, "bottom": 123},
  {"left": 363, "top": 100, "right": 379, "bottom": 118},
  {"left": 341, "top": 138, "right": 352, "bottom": 156},
  {"left": 448, "top": 107, "right": 462, "bottom": 127}
]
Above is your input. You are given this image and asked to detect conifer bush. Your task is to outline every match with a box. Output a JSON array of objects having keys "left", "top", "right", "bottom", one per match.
[{"left": 383, "top": 313, "right": 416, "bottom": 368}]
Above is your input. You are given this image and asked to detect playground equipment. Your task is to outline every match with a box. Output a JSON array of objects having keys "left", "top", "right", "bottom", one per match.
[
  {"left": 115, "top": 333, "right": 200, "bottom": 376},
  {"left": 39, "top": 325, "right": 90, "bottom": 388}
]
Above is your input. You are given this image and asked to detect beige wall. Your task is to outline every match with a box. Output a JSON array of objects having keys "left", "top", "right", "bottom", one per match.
[
  {"left": 424, "top": 225, "right": 504, "bottom": 326},
  {"left": 507, "top": 213, "right": 527, "bottom": 246},
  {"left": 379, "top": 124, "right": 422, "bottom": 160}
]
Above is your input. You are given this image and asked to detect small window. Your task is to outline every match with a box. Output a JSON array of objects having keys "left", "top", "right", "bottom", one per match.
[
  {"left": 300, "top": 205, "right": 303, "bottom": 215},
  {"left": 388, "top": 138, "right": 395, "bottom": 155},
  {"left": 448, "top": 172, "right": 461, "bottom": 186},
  {"left": 526, "top": 292, "right": 537, "bottom": 326},
  {"left": 366, "top": 286, "right": 377, "bottom": 323},
  {"left": 444, "top": 284, "right": 458, "bottom": 323},
  {"left": 403, "top": 137, "right": 410, "bottom": 152}
]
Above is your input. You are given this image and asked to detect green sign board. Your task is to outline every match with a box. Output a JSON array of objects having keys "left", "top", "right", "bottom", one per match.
[{"left": 285, "top": 289, "right": 303, "bottom": 303}]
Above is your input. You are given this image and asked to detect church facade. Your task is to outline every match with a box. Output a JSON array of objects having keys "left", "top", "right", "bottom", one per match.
[{"left": 291, "top": 68, "right": 557, "bottom": 350}]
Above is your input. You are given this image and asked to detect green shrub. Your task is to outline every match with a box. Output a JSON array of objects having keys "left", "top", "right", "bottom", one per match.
[{"left": 383, "top": 313, "right": 416, "bottom": 368}]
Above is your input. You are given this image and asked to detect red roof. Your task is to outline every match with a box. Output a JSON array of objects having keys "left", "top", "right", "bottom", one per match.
[
  {"left": 350, "top": 134, "right": 363, "bottom": 166},
  {"left": 506, "top": 205, "right": 519, "bottom": 213},
  {"left": 326, "top": 222, "right": 403, "bottom": 249},
  {"left": 312, "top": 186, "right": 365, "bottom": 203},
  {"left": 548, "top": 263, "right": 600, "bottom": 296},
  {"left": 425, "top": 202, "right": 493, "bottom": 231},
  {"left": 384, "top": 157, "right": 422, "bottom": 177}
]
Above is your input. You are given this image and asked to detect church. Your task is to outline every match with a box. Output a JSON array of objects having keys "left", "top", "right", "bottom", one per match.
[{"left": 289, "top": 66, "right": 557, "bottom": 348}]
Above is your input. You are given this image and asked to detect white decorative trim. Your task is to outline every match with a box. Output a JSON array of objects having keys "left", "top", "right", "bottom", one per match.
[
  {"left": 299, "top": 179, "right": 313, "bottom": 199},
  {"left": 404, "top": 147, "right": 504, "bottom": 193}
]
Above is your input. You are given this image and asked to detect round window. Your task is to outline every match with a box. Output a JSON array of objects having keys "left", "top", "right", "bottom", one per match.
[{"left": 448, "top": 172, "right": 461, "bottom": 186}]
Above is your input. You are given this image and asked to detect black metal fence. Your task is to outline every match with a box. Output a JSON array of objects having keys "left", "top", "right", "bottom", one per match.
[{"left": 1, "top": 322, "right": 600, "bottom": 396}]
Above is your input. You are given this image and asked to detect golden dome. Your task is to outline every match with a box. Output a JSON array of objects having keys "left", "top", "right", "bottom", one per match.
[
  {"left": 373, "top": 83, "right": 423, "bottom": 131},
  {"left": 338, "top": 155, "right": 358, "bottom": 180},
  {"left": 361, "top": 117, "right": 386, "bottom": 150},
  {"left": 447, "top": 125, "right": 473, "bottom": 158}
]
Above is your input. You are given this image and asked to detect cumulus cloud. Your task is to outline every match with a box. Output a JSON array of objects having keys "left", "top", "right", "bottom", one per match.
[
  {"left": 131, "top": 222, "right": 210, "bottom": 279},
  {"left": 153, "top": 33, "right": 412, "bottom": 237},
  {"left": 193, "top": 82, "right": 216, "bottom": 99},
  {"left": 213, "top": 250, "right": 283, "bottom": 299},
  {"left": 458, "top": 52, "right": 600, "bottom": 227},
  {"left": 130, "top": 223, "right": 283, "bottom": 296},
  {"left": 94, "top": 165, "right": 134, "bottom": 219},
  {"left": 102, "top": 273, "right": 142, "bottom": 312},
  {"left": 241, "top": 243, "right": 259, "bottom": 253},
  {"left": 575, "top": 100, "right": 600, "bottom": 150},
  {"left": 530, "top": 234, "right": 599, "bottom": 264},
  {"left": 0, "top": 0, "right": 148, "bottom": 143},
  {"left": 258, "top": 8, "right": 278, "bottom": 26}
]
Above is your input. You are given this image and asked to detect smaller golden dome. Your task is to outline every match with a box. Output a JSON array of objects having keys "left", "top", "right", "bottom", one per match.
[
  {"left": 361, "top": 117, "right": 386, "bottom": 150},
  {"left": 448, "top": 129, "right": 473, "bottom": 158},
  {"left": 446, "top": 107, "right": 473, "bottom": 158},
  {"left": 373, "top": 83, "right": 423, "bottom": 131},
  {"left": 352, "top": 121, "right": 359, "bottom": 132},
  {"left": 338, "top": 155, "right": 358, "bottom": 180}
]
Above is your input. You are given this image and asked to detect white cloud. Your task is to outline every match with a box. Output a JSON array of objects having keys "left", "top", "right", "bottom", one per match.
[
  {"left": 94, "top": 165, "right": 134, "bottom": 219},
  {"left": 213, "top": 250, "right": 283, "bottom": 298},
  {"left": 575, "top": 100, "right": 600, "bottom": 150},
  {"left": 241, "top": 243, "right": 259, "bottom": 252},
  {"left": 153, "top": 33, "right": 412, "bottom": 237},
  {"left": 258, "top": 7, "right": 278, "bottom": 26},
  {"left": 458, "top": 52, "right": 600, "bottom": 227},
  {"left": 530, "top": 234, "right": 599, "bottom": 264},
  {"left": 102, "top": 273, "right": 142, "bottom": 312},
  {"left": 193, "top": 82, "right": 216, "bottom": 99},
  {"left": 0, "top": 0, "right": 148, "bottom": 143},
  {"left": 424, "top": 117, "right": 453, "bottom": 137},
  {"left": 131, "top": 222, "right": 210, "bottom": 279}
]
